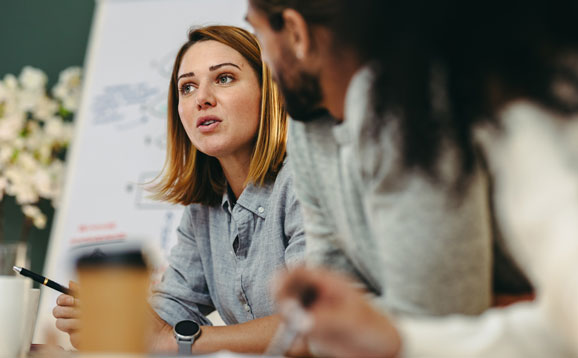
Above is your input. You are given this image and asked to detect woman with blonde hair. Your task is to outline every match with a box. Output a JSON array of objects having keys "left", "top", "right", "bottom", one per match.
[{"left": 53, "top": 25, "right": 305, "bottom": 355}]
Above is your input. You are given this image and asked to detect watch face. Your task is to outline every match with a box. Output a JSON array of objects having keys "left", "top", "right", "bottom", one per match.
[{"left": 175, "top": 320, "right": 200, "bottom": 337}]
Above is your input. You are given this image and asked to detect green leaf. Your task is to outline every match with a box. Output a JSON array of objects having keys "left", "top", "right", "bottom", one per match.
[{"left": 59, "top": 106, "right": 72, "bottom": 118}]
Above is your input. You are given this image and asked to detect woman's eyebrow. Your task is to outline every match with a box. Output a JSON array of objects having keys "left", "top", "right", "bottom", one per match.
[
  {"left": 209, "top": 62, "right": 241, "bottom": 71},
  {"left": 177, "top": 72, "right": 194, "bottom": 82},
  {"left": 177, "top": 62, "right": 240, "bottom": 82}
]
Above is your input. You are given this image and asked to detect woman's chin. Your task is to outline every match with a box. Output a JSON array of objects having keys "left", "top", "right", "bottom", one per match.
[{"left": 196, "top": 145, "right": 231, "bottom": 159}]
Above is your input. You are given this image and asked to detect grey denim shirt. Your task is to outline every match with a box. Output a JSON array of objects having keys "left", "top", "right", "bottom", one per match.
[{"left": 150, "top": 163, "right": 305, "bottom": 326}]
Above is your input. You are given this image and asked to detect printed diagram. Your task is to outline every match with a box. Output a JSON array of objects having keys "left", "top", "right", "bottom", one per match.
[
  {"left": 91, "top": 82, "right": 165, "bottom": 130},
  {"left": 90, "top": 48, "right": 177, "bottom": 131}
]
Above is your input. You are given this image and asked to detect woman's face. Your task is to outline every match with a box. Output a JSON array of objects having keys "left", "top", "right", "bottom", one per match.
[{"left": 176, "top": 40, "right": 261, "bottom": 160}]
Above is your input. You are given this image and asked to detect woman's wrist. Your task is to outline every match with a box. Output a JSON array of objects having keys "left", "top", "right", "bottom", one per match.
[{"left": 149, "top": 318, "right": 178, "bottom": 353}]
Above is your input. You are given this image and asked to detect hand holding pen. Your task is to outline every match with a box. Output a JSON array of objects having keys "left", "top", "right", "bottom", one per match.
[
  {"left": 13, "top": 266, "right": 74, "bottom": 296},
  {"left": 12, "top": 266, "right": 82, "bottom": 348},
  {"left": 270, "top": 266, "right": 402, "bottom": 358},
  {"left": 53, "top": 280, "right": 81, "bottom": 349}
]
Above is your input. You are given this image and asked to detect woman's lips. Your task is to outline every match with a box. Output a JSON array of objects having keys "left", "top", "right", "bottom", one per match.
[{"left": 196, "top": 116, "right": 222, "bottom": 133}]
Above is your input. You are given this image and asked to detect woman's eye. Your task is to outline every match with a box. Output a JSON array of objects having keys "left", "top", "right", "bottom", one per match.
[
  {"left": 180, "top": 83, "right": 195, "bottom": 95},
  {"left": 217, "top": 75, "right": 233, "bottom": 85}
]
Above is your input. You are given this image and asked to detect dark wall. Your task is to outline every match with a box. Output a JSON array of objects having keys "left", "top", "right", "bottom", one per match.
[{"left": 0, "top": 0, "right": 95, "bottom": 274}]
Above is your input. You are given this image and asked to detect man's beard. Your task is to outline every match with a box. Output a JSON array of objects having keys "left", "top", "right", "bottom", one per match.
[{"left": 273, "top": 49, "right": 329, "bottom": 122}]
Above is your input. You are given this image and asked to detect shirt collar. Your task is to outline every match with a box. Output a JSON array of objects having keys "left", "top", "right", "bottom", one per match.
[
  {"left": 221, "top": 186, "right": 233, "bottom": 212},
  {"left": 221, "top": 181, "right": 270, "bottom": 219}
]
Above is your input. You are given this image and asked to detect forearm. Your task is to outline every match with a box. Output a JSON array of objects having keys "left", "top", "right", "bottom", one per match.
[
  {"left": 197, "top": 315, "right": 307, "bottom": 356},
  {"left": 396, "top": 301, "right": 570, "bottom": 358},
  {"left": 151, "top": 313, "right": 309, "bottom": 357}
]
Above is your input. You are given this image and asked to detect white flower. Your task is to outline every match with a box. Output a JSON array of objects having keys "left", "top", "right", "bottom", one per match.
[
  {"left": 5, "top": 168, "right": 38, "bottom": 204},
  {"left": 18, "top": 88, "right": 44, "bottom": 113},
  {"left": 0, "top": 112, "right": 24, "bottom": 141},
  {"left": 0, "top": 146, "right": 13, "bottom": 164},
  {"left": 36, "top": 143, "right": 53, "bottom": 164},
  {"left": 33, "top": 95, "right": 58, "bottom": 121},
  {"left": 19, "top": 67, "right": 47, "bottom": 91},
  {"left": 17, "top": 67, "right": 49, "bottom": 113},
  {"left": 53, "top": 67, "right": 82, "bottom": 111},
  {"left": 0, "top": 65, "right": 80, "bottom": 234},
  {"left": 0, "top": 81, "right": 7, "bottom": 103},
  {"left": 32, "top": 168, "right": 53, "bottom": 199},
  {"left": 47, "top": 160, "right": 65, "bottom": 205},
  {"left": 10, "top": 136, "right": 25, "bottom": 151},
  {"left": 3, "top": 74, "right": 18, "bottom": 91},
  {"left": 33, "top": 213, "right": 47, "bottom": 229},
  {"left": 17, "top": 152, "right": 39, "bottom": 172},
  {"left": 22, "top": 205, "right": 47, "bottom": 229},
  {"left": 44, "top": 116, "right": 65, "bottom": 140}
]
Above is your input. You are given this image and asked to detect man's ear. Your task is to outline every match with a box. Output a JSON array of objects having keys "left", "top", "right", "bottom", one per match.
[{"left": 281, "top": 8, "right": 311, "bottom": 60}]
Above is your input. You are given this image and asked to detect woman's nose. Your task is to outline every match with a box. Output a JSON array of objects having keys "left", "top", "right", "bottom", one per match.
[{"left": 195, "top": 85, "right": 216, "bottom": 110}]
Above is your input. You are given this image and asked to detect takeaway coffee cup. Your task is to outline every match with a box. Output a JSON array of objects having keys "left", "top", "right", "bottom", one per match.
[{"left": 76, "top": 248, "right": 151, "bottom": 354}]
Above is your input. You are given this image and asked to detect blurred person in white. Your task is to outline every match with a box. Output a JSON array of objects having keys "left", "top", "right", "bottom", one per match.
[
  {"left": 52, "top": 25, "right": 308, "bottom": 355},
  {"left": 270, "top": 0, "right": 578, "bottom": 356}
]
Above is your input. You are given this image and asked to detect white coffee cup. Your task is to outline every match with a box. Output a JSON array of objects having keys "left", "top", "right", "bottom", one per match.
[{"left": 0, "top": 276, "right": 31, "bottom": 358}]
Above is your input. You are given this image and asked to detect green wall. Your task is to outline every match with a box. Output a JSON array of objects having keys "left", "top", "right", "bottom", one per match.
[{"left": 0, "top": 0, "right": 95, "bottom": 274}]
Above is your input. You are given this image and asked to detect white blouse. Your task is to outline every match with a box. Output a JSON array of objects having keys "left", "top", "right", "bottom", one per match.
[{"left": 398, "top": 101, "right": 578, "bottom": 357}]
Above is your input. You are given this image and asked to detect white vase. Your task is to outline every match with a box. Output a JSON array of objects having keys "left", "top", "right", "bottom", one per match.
[{"left": 0, "top": 242, "right": 28, "bottom": 275}]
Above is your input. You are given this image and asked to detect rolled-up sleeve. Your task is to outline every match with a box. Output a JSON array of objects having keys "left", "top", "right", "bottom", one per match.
[{"left": 150, "top": 208, "right": 214, "bottom": 327}]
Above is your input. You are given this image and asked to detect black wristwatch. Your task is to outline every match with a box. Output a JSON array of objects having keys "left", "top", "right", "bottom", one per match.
[{"left": 174, "top": 320, "right": 201, "bottom": 355}]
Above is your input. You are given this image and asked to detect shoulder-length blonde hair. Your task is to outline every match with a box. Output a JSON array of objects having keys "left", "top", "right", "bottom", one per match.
[{"left": 151, "top": 25, "right": 287, "bottom": 206}]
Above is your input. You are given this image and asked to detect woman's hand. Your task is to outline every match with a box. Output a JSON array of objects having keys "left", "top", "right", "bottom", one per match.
[
  {"left": 274, "top": 267, "right": 402, "bottom": 358},
  {"left": 52, "top": 281, "right": 81, "bottom": 349}
]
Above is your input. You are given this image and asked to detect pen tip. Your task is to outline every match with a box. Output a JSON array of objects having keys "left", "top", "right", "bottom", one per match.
[{"left": 12, "top": 266, "right": 21, "bottom": 273}]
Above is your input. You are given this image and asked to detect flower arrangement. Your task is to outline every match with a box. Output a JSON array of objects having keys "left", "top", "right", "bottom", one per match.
[{"left": 0, "top": 66, "right": 81, "bottom": 240}]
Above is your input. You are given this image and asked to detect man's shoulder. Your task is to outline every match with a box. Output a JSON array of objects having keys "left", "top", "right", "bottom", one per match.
[{"left": 289, "top": 115, "right": 337, "bottom": 147}]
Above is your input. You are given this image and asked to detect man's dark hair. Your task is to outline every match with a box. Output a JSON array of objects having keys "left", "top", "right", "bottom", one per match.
[
  {"left": 249, "top": 0, "right": 344, "bottom": 31},
  {"left": 252, "top": 0, "right": 578, "bottom": 186}
]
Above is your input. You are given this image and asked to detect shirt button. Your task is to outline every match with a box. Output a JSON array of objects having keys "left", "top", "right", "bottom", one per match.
[
  {"left": 244, "top": 304, "right": 250, "bottom": 312},
  {"left": 257, "top": 206, "right": 264, "bottom": 214}
]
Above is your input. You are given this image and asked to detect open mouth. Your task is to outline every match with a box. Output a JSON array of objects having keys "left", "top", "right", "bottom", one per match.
[
  {"left": 196, "top": 116, "right": 222, "bottom": 128},
  {"left": 199, "top": 119, "right": 219, "bottom": 126},
  {"left": 196, "top": 116, "right": 222, "bottom": 132}
]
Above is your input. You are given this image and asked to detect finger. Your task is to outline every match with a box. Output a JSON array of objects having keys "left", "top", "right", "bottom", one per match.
[
  {"left": 55, "top": 318, "right": 80, "bottom": 333},
  {"left": 53, "top": 305, "right": 81, "bottom": 319},
  {"left": 56, "top": 294, "right": 75, "bottom": 306}
]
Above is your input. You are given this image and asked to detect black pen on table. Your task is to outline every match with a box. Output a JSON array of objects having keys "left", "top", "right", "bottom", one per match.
[{"left": 13, "top": 266, "right": 74, "bottom": 296}]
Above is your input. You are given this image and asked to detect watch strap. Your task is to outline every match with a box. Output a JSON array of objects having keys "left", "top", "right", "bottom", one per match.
[{"left": 177, "top": 336, "right": 194, "bottom": 355}]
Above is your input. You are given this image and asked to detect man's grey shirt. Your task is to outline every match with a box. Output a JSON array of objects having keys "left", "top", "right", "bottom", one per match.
[
  {"left": 150, "top": 163, "right": 305, "bottom": 326},
  {"left": 287, "top": 67, "right": 493, "bottom": 316}
]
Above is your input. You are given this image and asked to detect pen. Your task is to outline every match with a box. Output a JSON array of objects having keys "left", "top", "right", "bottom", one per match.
[
  {"left": 13, "top": 266, "right": 74, "bottom": 296},
  {"left": 264, "top": 283, "right": 318, "bottom": 356}
]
